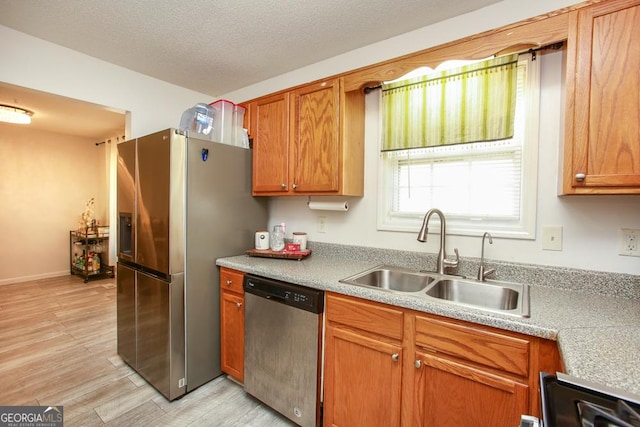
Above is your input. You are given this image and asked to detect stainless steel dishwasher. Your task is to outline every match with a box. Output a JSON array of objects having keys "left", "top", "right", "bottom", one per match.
[{"left": 243, "top": 274, "right": 324, "bottom": 427}]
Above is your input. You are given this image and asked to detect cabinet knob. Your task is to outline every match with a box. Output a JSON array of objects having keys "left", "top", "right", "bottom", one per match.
[
  {"left": 280, "top": 183, "right": 286, "bottom": 189},
  {"left": 292, "top": 183, "right": 297, "bottom": 190},
  {"left": 391, "top": 353, "right": 399, "bottom": 362},
  {"left": 575, "top": 173, "right": 586, "bottom": 182},
  {"left": 236, "top": 302, "right": 243, "bottom": 308},
  {"left": 414, "top": 360, "right": 422, "bottom": 369},
  {"left": 226, "top": 280, "right": 233, "bottom": 286}
]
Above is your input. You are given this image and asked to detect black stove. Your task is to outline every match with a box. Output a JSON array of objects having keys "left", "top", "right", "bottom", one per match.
[{"left": 521, "top": 372, "right": 640, "bottom": 427}]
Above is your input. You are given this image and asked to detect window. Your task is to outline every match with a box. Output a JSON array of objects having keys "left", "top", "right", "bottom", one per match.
[{"left": 377, "top": 54, "right": 540, "bottom": 239}]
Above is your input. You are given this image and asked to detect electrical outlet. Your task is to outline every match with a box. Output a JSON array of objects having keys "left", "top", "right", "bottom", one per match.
[
  {"left": 317, "top": 216, "right": 327, "bottom": 233},
  {"left": 541, "top": 225, "right": 563, "bottom": 251},
  {"left": 618, "top": 228, "right": 640, "bottom": 257}
]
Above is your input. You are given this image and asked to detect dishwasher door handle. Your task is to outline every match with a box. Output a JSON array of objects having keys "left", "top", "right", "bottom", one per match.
[
  {"left": 245, "top": 288, "right": 285, "bottom": 303},
  {"left": 265, "top": 294, "right": 286, "bottom": 303}
]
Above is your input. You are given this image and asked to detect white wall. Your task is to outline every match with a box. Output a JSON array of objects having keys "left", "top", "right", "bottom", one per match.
[
  {"left": 0, "top": 24, "right": 216, "bottom": 284},
  {"left": 221, "top": 0, "right": 640, "bottom": 276},
  {"left": 0, "top": 25, "right": 214, "bottom": 139},
  {"left": 0, "top": 125, "right": 104, "bottom": 283}
]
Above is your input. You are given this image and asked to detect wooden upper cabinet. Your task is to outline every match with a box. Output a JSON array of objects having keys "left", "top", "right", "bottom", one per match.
[
  {"left": 291, "top": 80, "right": 340, "bottom": 193},
  {"left": 246, "top": 77, "right": 364, "bottom": 196},
  {"left": 562, "top": 0, "right": 640, "bottom": 194},
  {"left": 250, "top": 92, "right": 290, "bottom": 194}
]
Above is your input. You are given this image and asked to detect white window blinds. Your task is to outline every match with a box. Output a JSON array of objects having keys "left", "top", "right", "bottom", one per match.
[{"left": 386, "top": 140, "right": 522, "bottom": 220}]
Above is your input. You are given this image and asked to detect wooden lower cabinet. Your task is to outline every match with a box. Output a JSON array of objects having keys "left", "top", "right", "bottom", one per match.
[
  {"left": 324, "top": 325, "right": 403, "bottom": 427},
  {"left": 410, "top": 314, "right": 532, "bottom": 426},
  {"left": 413, "top": 351, "right": 528, "bottom": 426},
  {"left": 220, "top": 267, "right": 245, "bottom": 382},
  {"left": 323, "top": 292, "right": 405, "bottom": 427},
  {"left": 323, "top": 292, "right": 561, "bottom": 427}
]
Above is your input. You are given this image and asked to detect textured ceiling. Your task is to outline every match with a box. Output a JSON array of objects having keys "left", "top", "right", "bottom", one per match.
[{"left": 0, "top": 0, "right": 499, "bottom": 97}]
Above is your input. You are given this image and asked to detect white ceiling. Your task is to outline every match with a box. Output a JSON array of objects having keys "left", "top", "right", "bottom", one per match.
[
  {"left": 0, "top": 0, "right": 498, "bottom": 139},
  {"left": 0, "top": 82, "right": 126, "bottom": 141}
]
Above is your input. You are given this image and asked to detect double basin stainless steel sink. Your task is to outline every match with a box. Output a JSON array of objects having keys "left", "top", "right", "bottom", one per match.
[{"left": 340, "top": 265, "right": 530, "bottom": 317}]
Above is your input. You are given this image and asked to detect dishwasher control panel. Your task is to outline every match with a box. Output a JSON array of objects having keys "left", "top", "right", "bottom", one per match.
[{"left": 244, "top": 274, "right": 324, "bottom": 314}]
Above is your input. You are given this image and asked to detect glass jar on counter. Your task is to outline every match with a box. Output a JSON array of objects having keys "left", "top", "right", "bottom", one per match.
[{"left": 270, "top": 225, "right": 285, "bottom": 251}]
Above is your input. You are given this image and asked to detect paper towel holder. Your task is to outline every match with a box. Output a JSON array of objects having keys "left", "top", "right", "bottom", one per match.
[{"left": 307, "top": 196, "right": 349, "bottom": 212}]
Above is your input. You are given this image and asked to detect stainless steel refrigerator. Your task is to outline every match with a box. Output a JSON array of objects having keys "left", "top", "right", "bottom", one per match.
[{"left": 116, "top": 128, "right": 267, "bottom": 400}]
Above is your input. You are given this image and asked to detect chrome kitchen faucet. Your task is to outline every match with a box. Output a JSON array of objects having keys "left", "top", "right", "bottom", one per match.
[
  {"left": 417, "top": 208, "right": 459, "bottom": 275},
  {"left": 477, "top": 232, "right": 495, "bottom": 281}
]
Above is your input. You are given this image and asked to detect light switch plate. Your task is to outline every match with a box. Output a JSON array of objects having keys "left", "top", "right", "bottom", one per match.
[
  {"left": 317, "top": 216, "right": 327, "bottom": 233},
  {"left": 541, "top": 226, "right": 563, "bottom": 251}
]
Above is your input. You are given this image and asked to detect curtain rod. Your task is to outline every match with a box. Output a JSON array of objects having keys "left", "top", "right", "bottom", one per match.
[
  {"left": 363, "top": 41, "right": 564, "bottom": 94},
  {"left": 95, "top": 135, "right": 126, "bottom": 146}
]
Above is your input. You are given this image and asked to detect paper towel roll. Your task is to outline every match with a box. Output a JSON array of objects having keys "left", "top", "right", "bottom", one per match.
[{"left": 307, "top": 200, "right": 349, "bottom": 211}]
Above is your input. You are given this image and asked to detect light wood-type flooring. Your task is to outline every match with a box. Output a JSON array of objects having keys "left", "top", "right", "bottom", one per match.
[{"left": 0, "top": 274, "right": 294, "bottom": 426}]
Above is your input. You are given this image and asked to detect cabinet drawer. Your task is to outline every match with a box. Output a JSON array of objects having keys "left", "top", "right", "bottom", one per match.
[
  {"left": 220, "top": 268, "right": 245, "bottom": 295},
  {"left": 414, "top": 315, "right": 529, "bottom": 377},
  {"left": 326, "top": 293, "right": 403, "bottom": 340}
]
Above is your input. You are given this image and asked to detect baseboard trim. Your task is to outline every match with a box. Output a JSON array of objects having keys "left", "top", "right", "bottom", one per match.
[{"left": 0, "top": 270, "right": 70, "bottom": 286}]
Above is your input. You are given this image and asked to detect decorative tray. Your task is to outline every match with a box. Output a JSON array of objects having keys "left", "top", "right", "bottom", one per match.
[{"left": 245, "top": 248, "right": 312, "bottom": 261}]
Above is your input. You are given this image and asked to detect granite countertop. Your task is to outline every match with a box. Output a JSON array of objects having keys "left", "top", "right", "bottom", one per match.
[{"left": 216, "top": 243, "right": 640, "bottom": 397}]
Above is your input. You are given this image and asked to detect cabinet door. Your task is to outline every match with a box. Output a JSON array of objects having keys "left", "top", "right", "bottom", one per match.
[
  {"left": 291, "top": 79, "right": 340, "bottom": 193},
  {"left": 413, "top": 351, "right": 528, "bottom": 427},
  {"left": 323, "top": 325, "right": 402, "bottom": 427},
  {"left": 252, "top": 92, "right": 290, "bottom": 194},
  {"left": 220, "top": 290, "right": 245, "bottom": 382},
  {"left": 564, "top": 0, "right": 640, "bottom": 194}
]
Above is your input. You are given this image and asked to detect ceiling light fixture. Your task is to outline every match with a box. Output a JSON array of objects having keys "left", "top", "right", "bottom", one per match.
[{"left": 0, "top": 104, "right": 33, "bottom": 124}]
